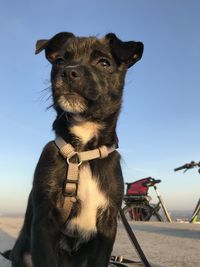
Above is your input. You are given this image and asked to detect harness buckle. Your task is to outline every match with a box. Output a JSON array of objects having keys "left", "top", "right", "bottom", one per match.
[{"left": 63, "top": 179, "right": 79, "bottom": 197}]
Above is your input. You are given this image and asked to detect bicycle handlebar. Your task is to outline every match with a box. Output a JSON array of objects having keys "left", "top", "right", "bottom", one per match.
[{"left": 174, "top": 161, "right": 200, "bottom": 172}]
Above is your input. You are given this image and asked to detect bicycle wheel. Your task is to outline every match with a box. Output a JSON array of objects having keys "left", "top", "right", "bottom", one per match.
[
  {"left": 190, "top": 200, "right": 200, "bottom": 223},
  {"left": 123, "top": 203, "right": 151, "bottom": 221},
  {"left": 149, "top": 206, "right": 163, "bottom": 222},
  {"left": 122, "top": 203, "right": 162, "bottom": 221}
]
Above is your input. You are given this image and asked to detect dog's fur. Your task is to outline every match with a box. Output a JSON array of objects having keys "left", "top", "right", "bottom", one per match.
[{"left": 9, "top": 32, "right": 143, "bottom": 267}]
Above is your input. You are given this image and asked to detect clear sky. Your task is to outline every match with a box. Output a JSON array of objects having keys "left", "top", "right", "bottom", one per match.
[{"left": 0, "top": 0, "right": 200, "bottom": 213}]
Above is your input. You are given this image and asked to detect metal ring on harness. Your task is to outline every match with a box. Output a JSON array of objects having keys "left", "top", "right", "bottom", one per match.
[{"left": 67, "top": 153, "right": 82, "bottom": 167}]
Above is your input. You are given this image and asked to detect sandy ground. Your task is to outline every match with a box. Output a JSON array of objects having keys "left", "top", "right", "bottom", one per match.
[{"left": 0, "top": 217, "right": 200, "bottom": 267}]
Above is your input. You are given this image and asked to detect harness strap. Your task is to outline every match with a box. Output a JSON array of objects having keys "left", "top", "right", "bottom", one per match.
[
  {"left": 54, "top": 136, "right": 117, "bottom": 220},
  {"left": 55, "top": 136, "right": 116, "bottom": 161}
]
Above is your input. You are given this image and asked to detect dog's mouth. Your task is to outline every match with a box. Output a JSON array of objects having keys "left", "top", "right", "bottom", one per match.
[
  {"left": 53, "top": 77, "right": 100, "bottom": 114},
  {"left": 57, "top": 93, "right": 87, "bottom": 114}
]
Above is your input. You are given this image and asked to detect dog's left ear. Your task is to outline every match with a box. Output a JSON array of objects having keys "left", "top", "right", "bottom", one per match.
[{"left": 105, "top": 33, "right": 144, "bottom": 68}]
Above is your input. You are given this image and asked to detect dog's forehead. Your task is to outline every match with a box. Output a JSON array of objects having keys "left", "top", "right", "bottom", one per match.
[{"left": 60, "top": 36, "right": 110, "bottom": 55}]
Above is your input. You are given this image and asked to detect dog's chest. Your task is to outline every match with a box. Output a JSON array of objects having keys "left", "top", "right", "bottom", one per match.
[
  {"left": 63, "top": 120, "right": 108, "bottom": 240},
  {"left": 66, "top": 163, "right": 108, "bottom": 239}
]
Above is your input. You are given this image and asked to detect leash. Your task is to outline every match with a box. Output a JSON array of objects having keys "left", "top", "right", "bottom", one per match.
[
  {"left": 110, "top": 255, "right": 142, "bottom": 266},
  {"left": 115, "top": 209, "right": 151, "bottom": 267},
  {"left": 54, "top": 136, "right": 117, "bottom": 219}
]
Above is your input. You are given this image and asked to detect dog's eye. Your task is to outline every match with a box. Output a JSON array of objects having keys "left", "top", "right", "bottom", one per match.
[
  {"left": 97, "top": 58, "right": 111, "bottom": 67},
  {"left": 54, "top": 58, "right": 65, "bottom": 66}
]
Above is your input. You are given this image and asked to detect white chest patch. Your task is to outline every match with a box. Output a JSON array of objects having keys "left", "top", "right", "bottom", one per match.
[
  {"left": 70, "top": 121, "right": 103, "bottom": 145},
  {"left": 67, "top": 163, "right": 108, "bottom": 240}
]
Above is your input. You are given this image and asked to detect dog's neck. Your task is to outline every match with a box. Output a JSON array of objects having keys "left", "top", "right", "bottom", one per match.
[
  {"left": 69, "top": 120, "right": 104, "bottom": 146},
  {"left": 53, "top": 112, "right": 119, "bottom": 151}
]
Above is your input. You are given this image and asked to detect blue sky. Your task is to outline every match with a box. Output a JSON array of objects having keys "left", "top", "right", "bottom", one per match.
[{"left": 0, "top": 0, "right": 200, "bottom": 213}]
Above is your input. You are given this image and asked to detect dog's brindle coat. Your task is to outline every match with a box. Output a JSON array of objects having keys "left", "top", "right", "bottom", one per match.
[{"left": 11, "top": 32, "right": 143, "bottom": 267}]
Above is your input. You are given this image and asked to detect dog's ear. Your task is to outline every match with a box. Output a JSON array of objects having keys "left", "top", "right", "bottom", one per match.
[
  {"left": 35, "top": 39, "right": 49, "bottom": 55},
  {"left": 35, "top": 32, "right": 75, "bottom": 63},
  {"left": 105, "top": 33, "right": 144, "bottom": 68}
]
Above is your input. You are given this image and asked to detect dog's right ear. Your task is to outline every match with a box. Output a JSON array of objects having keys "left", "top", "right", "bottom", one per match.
[
  {"left": 35, "top": 32, "right": 75, "bottom": 63},
  {"left": 35, "top": 39, "right": 49, "bottom": 55}
]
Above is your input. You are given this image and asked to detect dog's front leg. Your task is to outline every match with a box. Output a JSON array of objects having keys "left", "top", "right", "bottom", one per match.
[
  {"left": 95, "top": 234, "right": 116, "bottom": 267},
  {"left": 88, "top": 218, "right": 117, "bottom": 267},
  {"left": 31, "top": 215, "right": 58, "bottom": 267}
]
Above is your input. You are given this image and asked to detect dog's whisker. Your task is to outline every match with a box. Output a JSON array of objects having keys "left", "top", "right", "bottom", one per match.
[
  {"left": 36, "top": 86, "right": 52, "bottom": 104},
  {"left": 46, "top": 103, "right": 55, "bottom": 110},
  {"left": 58, "top": 111, "right": 65, "bottom": 120},
  {"left": 44, "top": 94, "right": 52, "bottom": 103},
  {"left": 41, "top": 86, "right": 51, "bottom": 92}
]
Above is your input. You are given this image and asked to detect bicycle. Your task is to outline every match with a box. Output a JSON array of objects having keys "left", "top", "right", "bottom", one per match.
[
  {"left": 123, "top": 177, "right": 172, "bottom": 222},
  {"left": 174, "top": 161, "right": 200, "bottom": 223}
]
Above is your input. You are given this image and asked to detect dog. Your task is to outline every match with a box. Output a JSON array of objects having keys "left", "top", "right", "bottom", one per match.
[{"left": 8, "top": 32, "right": 143, "bottom": 267}]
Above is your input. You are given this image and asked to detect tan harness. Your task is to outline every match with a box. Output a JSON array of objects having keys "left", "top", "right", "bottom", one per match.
[
  {"left": 54, "top": 137, "right": 151, "bottom": 267},
  {"left": 55, "top": 136, "right": 117, "bottom": 219}
]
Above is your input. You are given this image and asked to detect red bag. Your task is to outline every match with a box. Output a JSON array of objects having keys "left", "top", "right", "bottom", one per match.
[{"left": 127, "top": 178, "right": 151, "bottom": 195}]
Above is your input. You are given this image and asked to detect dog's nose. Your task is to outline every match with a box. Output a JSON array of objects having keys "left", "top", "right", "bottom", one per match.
[
  {"left": 69, "top": 69, "right": 81, "bottom": 79},
  {"left": 62, "top": 66, "right": 82, "bottom": 80}
]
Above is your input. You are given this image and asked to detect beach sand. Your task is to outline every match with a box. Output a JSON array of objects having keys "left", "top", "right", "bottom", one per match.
[{"left": 0, "top": 217, "right": 199, "bottom": 267}]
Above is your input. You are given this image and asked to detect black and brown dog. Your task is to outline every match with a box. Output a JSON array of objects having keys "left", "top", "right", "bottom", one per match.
[{"left": 8, "top": 32, "right": 143, "bottom": 267}]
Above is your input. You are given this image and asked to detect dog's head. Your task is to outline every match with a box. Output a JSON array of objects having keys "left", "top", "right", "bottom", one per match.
[{"left": 36, "top": 32, "right": 143, "bottom": 120}]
